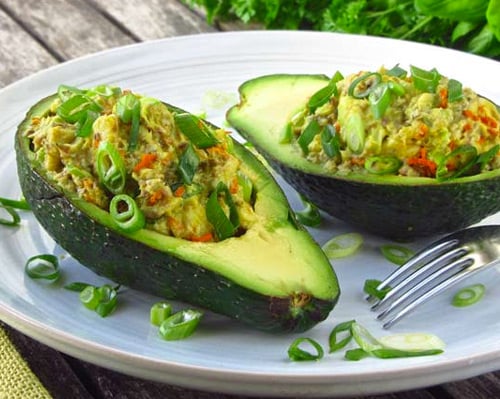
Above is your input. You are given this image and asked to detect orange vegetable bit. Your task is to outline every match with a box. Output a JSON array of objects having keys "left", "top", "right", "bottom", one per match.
[
  {"left": 133, "top": 153, "right": 157, "bottom": 172},
  {"left": 407, "top": 147, "right": 437, "bottom": 178},
  {"left": 190, "top": 232, "right": 214, "bottom": 243},
  {"left": 438, "top": 88, "right": 448, "bottom": 109},
  {"left": 174, "top": 185, "right": 186, "bottom": 197},
  {"left": 147, "top": 189, "right": 164, "bottom": 206},
  {"left": 229, "top": 176, "right": 239, "bottom": 194}
]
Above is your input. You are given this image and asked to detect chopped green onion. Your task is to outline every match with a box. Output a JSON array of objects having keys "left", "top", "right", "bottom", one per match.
[
  {"left": 476, "top": 144, "right": 500, "bottom": 170},
  {"left": 351, "top": 322, "right": 384, "bottom": 353},
  {"left": 280, "top": 122, "right": 293, "bottom": 144},
  {"left": 369, "top": 83, "right": 392, "bottom": 119},
  {"left": 321, "top": 124, "right": 342, "bottom": 162},
  {"left": 87, "top": 85, "right": 121, "bottom": 98},
  {"left": 388, "top": 80, "right": 406, "bottom": 96},
  {"left": 158, "top": 309, "right": 203, "bottom": 340},
  {"left": 109, "top": 194, "right": 145, "bottom": 233},
  {"left": 364, "top": 156, "right": 402, "bottom": 175},
  {"left": 79, "top": 284, "right": 119, "bottom": 317},
  {"left": 452, "top": 283, "right": 485, "bottom": 307},
  {"left": 57, "top": 94, "right": 101, "bottom": 123},
  {"left": 436, "top": 145, "right": 478, "bottom": 181},
  {"left": 95, "top": 141, "right": 127, "bottom": 195},
  {"left": 378, "top": 332, "right": 446, "bottom": 353},
  {"left": 174, "top": 113, "right": 219, "bottom": 148},
  {"left": 307, "top": 72, "right": 343, "bottom": 112},
  {"left": 295, "top": 194, "right": 321, "bottom": 227},
  {"left": 322, "top": 232, "right": 363, "bottom": 259},
  {"left": 150, "top": 302, "right": 173, "bottom": 327},
  {"left": 380, "top": 244, "right": 415, "bottom": 265},
  {"left": 345, "top": 348, "right": 370, "bottom": 361},
  {"left": 410, "top": 65, "right": 441, "bottom": 93},
  {"left": 343, "top": 113, "right": 365, "bottom": 154},
  {"left": 237, "top": 171, "right": 253, "bottom": 203},
  {"left": 25, "top": 254, "right": 60, "bottom": 281},
  {"left": 329, "top": 320, "right": 355, "bottom": 353},
  {"left": 288, "top": 337, "right": 324, "bottom": 361},
  {"left": 64, "top": 282, "right": 91, "bottom": 292},
  {"left": 177, "top": 143, "right": 200, "bottom": 185},
  {"left": 386, "top": 64, "right": 407, "bottom": 78},
  {"left": 0, "top": 205, "right": 21, "bottom": 226},
  {"left": 75, "top": 109, "right": 98, "bottom": 138},
  {"left": 348, "top": 72, "right": 382, "bottom": 99},
  {"left": 0, "top": 196, "right": 30, "bottom": 210},
  {"left": 447, "top": 79, "right": 463, "bottom": 102},
  {"left": 206, "top": 182, "right": 240, "bottom": 241},
  {"left": 363, "top": 279, "right": 392, "bottom": 300},
  {"left": 297, "top": 119, "right": 321, "bottom": 154},
  {"left": 57, "top": 85, "right": 85, "bottom": 102},
  {"left": 116, "top": 94, "right": 141, "bottom": 150}
]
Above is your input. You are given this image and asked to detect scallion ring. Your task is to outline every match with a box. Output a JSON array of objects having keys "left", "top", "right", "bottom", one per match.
[
  {"left": 174, "top": 113, "right": 219, "bottom": 148},
  {"left": 25, "top": 254, "right": 60, "bottom": 281},
  {"left": 410, "top": 65, "right": 441, "bottom": 93},
  {"left": 322, "top": 232, "right": 363, "bottom": 259},
  {"left": 297, "top": 119, "right": 321, "bottom": 155},
  {"left": 57, "top": 84, "right": 85, "bottom": 102},
  {"left": 363, "top": 279, "right": 392, "bottom": 300},
  {"left": 109, "top": 194, "right": 145, "bottom": 233},
  {"left": 206, "top": 182, "right": 240, "bottom": 241},
  {"left": 287, "top": 337, "right": 324, "bottom": 361},
  {"left": 57, "top": 94, "right": 101, "bottom": 123},
  {"left": 0, "top": 196, "right": 30, "bottom": 210},
  {"left": 177, "top": 143, "right": 200, "bottom": 185},
  {"left": 364, "top": 156, "right": 402, "bottom": 175},
  {"left": 328, "top": 320, "right": 355, "bottom": 353},
  {"left": 380, "top": 244, "right": 415, "bottom": 265},
  {"left": 150, "top": 302, "right": 173, "bottom": 327},
  {"left": 0, "top": 205, "right": 21, "bottom": 227},
  {"left": 348, "top": 72, "right": 382, "bottom": 99},
  {"left": 321, "top": 124, "right": 342, "bottom": 162},
  {"left": 116, "top": 93, "right": 141, "bottom": 150},
  {"left": 295, "top": 194, "right": 321, "bottom": 227},
  {"left": 369, "top": 83, "right": 392, "bottom": 119},
  {"left": 452, "top": 283, "right": 485, "bottom": 307},
  {"left": 76, "top": 109, "right": 98, "bottom": 138},
  {"left": 79, "top": 284, "right": 119, "bottom": 317},
  {"left": 158, "top": 309, "right": 203, "bottom": 340},
  {"left": 447, "top": 79, "right": 463, "bottom": 102},
  {"left": 95, "top": 141, "right": 127, "bottom": 195}
]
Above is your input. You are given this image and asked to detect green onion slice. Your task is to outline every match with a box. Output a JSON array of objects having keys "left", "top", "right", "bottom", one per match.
[
  {"left": 95, "top": 141, "right": 127, "bottom": 195},
  {"left": 378, "top": 332, "right": 446, "bottom": 353},
  {"left": 447, "top": 79, "right": 463, "bottom": 102},
  {"left": 364, "top": 156, "right": 402, "bottom": 175},
  {"left": 329, "top": 320, "right": 355, "bottom": 353},
  {"left": 297, "top": 119, "right": 321, "bottom": 155},
  {"left": 345, "top": 348, "right": 370, "bottom": 361},
  {"left": 452, "top": 283, "right": 485, "bottom": 307},
  {"left": 76, "top": 110, "right": 98, "bottom": 138},
  {"left": 288, "top": 337, "right": 324, "bottom": 361},
  {"left": 348, "top": 72, "right": 382, "bottom": 99},
  {"left": 343, "top": 113, "right": 365, "bottom": 154},
  {"left": 386, "top": 64, "right": 407, "bottom": 78},
  {"left": 79, "top": 284, "right": 118, "bottom": 317},
  {"left": 380, "top": 244, "right": 415, "bottom": 265},
  {"left": 64, "top": 282, "right": 91, "bottom": 292},
  {"left": 174, "top": 113, "right": 219, "bottom": 148},
  {"left": 237, "top": 171, "right": 253, "bottom": 203},
  {"left": 150, "top": 302, "right": 173, "bottom": 327},
  {"left": 363, "top": 279, "right": 392, "bottom": 300},
  {"left": 25, "top": 254, "right": 60, "bottom": 281},
  {"left": 295, "top": 194, "right": 321, "bottom": 227},
  {"left": 307, "top": 71, "right": 343, "bottom": 112},
  {"left": 206, "top": 182, "right": 240, "bottom": 241},
  {"left": 321, "top": 124, "right": 342, "bottom": 162},
  {"left": 109, "top": 194, "right": 145, "bottom": 233},
  {"left": 436, "top": 145, "right": 478, "bottom": 181},
  {"left": 158, "top": 309, "right": 203, "bottom": 341},
  {"left": 369, "top": 83, "right": 392, "bottom": 119},
  {"left": 57, "top": 84, "right": 85, "bottom": 102},
  {"left": 410, "top": 65, "right": 441, "bottom": 93},
  {"left": 280, "top": 122, "right": 293, "bottom": 144},
  {"left": 351, "top": 322, "right": 384, "bottom": 353},
  {"left": 0, "top": 196, "right": 30, "bottom": 210},
  {"left": 322, "top": 232, "right": 363, "bottom": 259},
  {"left": 0, "top": 205, "right": 21, "bottom": 227},
  {"left": 476, "top": 144, "right": 500, "bottom": 170},
  {"left": 116, "top": 93, "right": 141, "bottom": 150},
  {"left": 57, "top": 94, "right": 101, "bottom": 123},
  {"left": 177, "top": 143, "right": 200, "bottom": 185}
]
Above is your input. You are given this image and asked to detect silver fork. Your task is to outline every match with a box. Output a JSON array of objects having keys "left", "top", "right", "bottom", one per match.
[{"left": 368, "top": 224, "right": 500, "bottom": 329}]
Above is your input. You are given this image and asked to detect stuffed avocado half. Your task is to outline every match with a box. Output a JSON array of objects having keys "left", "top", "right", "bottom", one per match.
[
  {"left": 227, "top": 66, "right": 500, "bottom": 239},
  {"left": 15, "top": 85, "right": 339, "bottom": 333}
]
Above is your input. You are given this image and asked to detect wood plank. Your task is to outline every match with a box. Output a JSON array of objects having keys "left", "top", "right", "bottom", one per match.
[
  {"left": 0, "top": 0, "right": 135, "bottom": 61},
  {"left": 440, "top": 372, "right": 500, "bottom": 399},
  {"left": 86, "top": 0, "right": 215, "bottom": 40},
  {"left": 0, "top": 7, "right": 56, "bottom": 87}
]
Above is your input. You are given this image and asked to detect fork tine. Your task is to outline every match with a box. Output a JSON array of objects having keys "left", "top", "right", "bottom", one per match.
[
  {"left": 376, "top": 256, "right": 473, "bottom": 326},
  {"left": 371, "top": 245, "right": 468, "bottom": 311},
  {"left": 367, "top": 238, "right": 459, "bottom": 301}
]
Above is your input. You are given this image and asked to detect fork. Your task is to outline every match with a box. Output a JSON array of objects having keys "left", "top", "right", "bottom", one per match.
[{"left": 368, "top": 224, "right": 500, "bottom": 329}]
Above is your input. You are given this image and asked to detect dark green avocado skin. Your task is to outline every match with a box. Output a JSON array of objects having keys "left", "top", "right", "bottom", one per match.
[
  {"left": 15, "top": 97, "right": 337, "bottom": 333},
  {"left": 268, "top": 156, "right": 500, "bottom": 240}
]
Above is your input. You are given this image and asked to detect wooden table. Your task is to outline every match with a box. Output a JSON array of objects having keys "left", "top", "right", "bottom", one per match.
[{"left": 1, "top": 1, "right": 499, "bottom": 398}]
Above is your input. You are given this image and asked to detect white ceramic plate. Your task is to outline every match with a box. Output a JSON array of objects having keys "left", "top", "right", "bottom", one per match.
[{"left": 0, "top": 31, "right": 499, "bottom": 397}]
